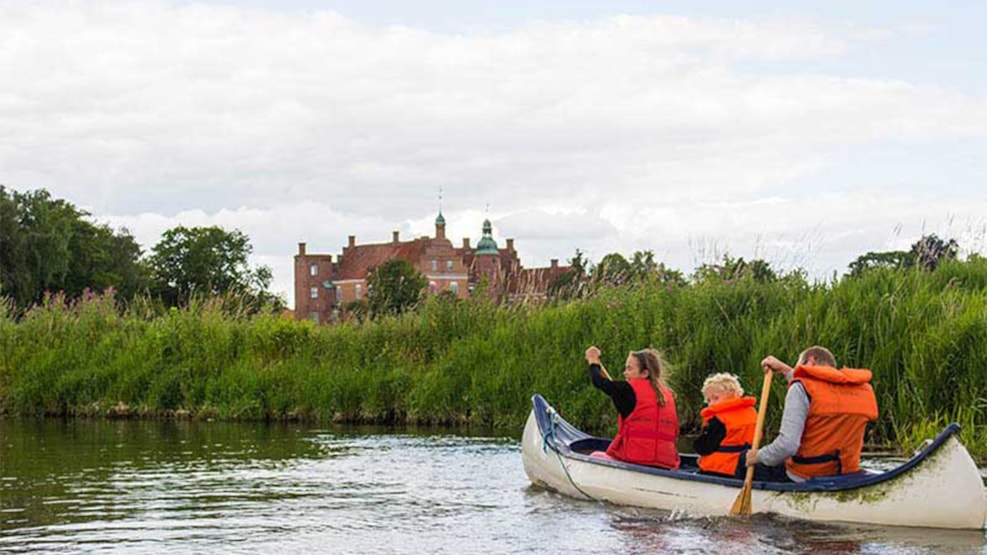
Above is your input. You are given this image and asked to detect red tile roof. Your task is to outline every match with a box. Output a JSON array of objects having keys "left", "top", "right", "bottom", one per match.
[{"left": 335, "top": 239, "right": 433, "bottom": 280}]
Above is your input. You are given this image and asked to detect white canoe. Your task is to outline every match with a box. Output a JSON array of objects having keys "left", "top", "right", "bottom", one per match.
[{"left": 522, "top": 394, "right": 987, "bottom": 530}]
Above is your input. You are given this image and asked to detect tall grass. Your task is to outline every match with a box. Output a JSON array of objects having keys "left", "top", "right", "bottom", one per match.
[{"left": 1, "top": 259, "right": 985, "bottom": 460}]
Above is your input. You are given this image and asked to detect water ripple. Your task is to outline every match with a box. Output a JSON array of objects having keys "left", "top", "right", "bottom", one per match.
[{"left": 2, "top": 420, "right": 984, "bottom": 554}]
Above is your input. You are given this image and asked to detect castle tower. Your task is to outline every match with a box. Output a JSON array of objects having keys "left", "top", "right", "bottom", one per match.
[
  {"left": 472, "top": 219, "right": 502, "bottom": 296},
  {"left": 435, "top": 211, "right": 446, "bottom": 241}
]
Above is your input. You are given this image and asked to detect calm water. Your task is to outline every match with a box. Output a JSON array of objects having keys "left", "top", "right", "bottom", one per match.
[{"left": 1, "top": 419, "right": 984, "bottom": 554}]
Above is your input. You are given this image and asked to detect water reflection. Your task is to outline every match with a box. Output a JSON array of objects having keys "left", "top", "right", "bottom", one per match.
[{"left": 1, "top": 419, "right": 984, "bottom": 554}]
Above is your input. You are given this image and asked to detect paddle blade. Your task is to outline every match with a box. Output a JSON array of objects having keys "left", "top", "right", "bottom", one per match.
[{"left": 730, "top": 482, "right": 753, "bottom": 516}]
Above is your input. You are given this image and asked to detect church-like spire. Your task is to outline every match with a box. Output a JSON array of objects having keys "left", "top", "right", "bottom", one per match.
[{"left": 475, "top": 218, "right": 499, "bottom": 255}]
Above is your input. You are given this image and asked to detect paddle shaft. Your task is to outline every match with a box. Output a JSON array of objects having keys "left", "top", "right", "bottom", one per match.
[
  {"left": 748, "top": 369, "right": 774, "bottom": 467},
  {"left": 731, "top": 368, "right": 773, "bottom": 515}
]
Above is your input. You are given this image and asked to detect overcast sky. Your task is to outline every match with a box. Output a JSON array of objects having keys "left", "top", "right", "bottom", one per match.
[{"left": 3, "top": 0, "right": 986, "bottom": 307}]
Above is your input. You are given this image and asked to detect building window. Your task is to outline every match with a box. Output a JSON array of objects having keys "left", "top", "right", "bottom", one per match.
[
  {"left": 310, "top": 312, "right": 319, "bottom": 323},
  {"left": 450, "top": 282, "right": 459, "bottom": 294},
  {"left": 310, "top": 263, "right": 318, "bottom": 276},
  {"left": 446, "top": 260, "right": 453, "bottom": 270},
  {"left": 431, "top": 260, "right": 437, "bottom": 271},
  {"left": 356, "top": 284, "right": 363, "bottom": 300},
  {"left": 310, "top": 287, "right": 318, "bottom": 299}
]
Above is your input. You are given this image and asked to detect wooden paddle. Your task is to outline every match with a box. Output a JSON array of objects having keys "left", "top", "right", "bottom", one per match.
[{"left": 730, "top": 368, "right": 773, "bottom": 516}]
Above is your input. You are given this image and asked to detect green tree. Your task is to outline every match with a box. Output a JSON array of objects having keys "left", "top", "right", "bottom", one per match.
[
  {"left": 847, "top": 234, "right": 960, "bottom": 277},
  {"left": 147, "top": 225, "right": 273, "bottom": 307},
  {"left": 847, "top": 250, "right": 910, "bottom": 277},
  {"left": 548, "top": 249, "right": 589, "bottom": 300},
  {"left": 650, "top": 261, "right": 687, "bottom": 287},
  {"left": 0, "top": 186, "right": 145, "bottom": 308},
  {"left": 366, "top": 259, "right": 427, "bottom": 318},
  {"left": 693, "top": 255, "right": 776, "bottom": 284},
  {"left": 909, "top": 234, "right": 959, "bottom": 271},
  {"left": 594, "top": 253, "right": 631, "bottom": 286}
]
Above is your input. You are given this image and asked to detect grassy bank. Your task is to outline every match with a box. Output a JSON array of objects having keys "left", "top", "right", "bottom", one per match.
[{"left": 2, "top": 260, "right": 986, "bottom": 461}]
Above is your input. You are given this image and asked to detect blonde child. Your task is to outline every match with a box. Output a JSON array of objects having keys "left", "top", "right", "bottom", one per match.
[{"left": 693, "top": 373, "right": 757, "bottom": 477}]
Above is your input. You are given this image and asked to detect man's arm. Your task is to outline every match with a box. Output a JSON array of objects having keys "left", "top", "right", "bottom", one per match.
[{"left": 753, "top": 382, "right": 809, "bottom": 466}]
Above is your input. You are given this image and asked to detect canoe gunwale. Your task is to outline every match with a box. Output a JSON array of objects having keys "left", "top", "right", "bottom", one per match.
[{"left": 532, "top": 393, "right": 963, "bottom": 494}]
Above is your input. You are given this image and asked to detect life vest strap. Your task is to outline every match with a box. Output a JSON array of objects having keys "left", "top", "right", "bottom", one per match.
[
  {"left": 792, "top": 450, "right": 843, "bottom": 475},
  {"left": 714, "top": 442, "right": 750, "bottom": 454}
]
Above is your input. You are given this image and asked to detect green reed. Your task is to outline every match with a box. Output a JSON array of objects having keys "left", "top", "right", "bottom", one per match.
[{"left": 1, "top": 258, "right": 985, "bottom": 461}]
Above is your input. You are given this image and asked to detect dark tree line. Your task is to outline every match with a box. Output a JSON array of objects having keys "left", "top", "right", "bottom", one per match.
[
  {"left": 1, "top": 186, "right": 279, "bottom": 312},
  {"left": 847, "top": 234, "right": 960, "bottom": 277},
  {"left": 549, "top": 233, "right": 967, "bottom": 301}
]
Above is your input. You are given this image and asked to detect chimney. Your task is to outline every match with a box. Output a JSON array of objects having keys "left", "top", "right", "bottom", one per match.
[
  {"left": 551, "top": 258, "right": 558, "bottom": 269},
  {"left": 393, "top": 230, "right": 400, "bottom": 243},
  {"left": 506, "top": 238, "right": 515, "bottom": 252},
  {"left": 462, "top": 238, "right": 471, "bottom": 249},
  {"left": 348, "top": 235, "right": 356, "bottom": 248},
  {"left": 298, "top": 242, "right": 307, "bottom": 256}
]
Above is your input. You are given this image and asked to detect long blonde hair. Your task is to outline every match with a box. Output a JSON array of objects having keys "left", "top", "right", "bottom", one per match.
[{"left": 630, "top": 348, "right": 670, "bottom": 406}]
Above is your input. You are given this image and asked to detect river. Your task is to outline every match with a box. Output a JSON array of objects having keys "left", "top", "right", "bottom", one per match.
[{"left": 1, "top": 419, "right": 984, "bottom": 554}]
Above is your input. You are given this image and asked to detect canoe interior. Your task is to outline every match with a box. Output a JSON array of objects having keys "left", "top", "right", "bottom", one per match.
[{"left": 532, "top": 393, "right": 964, "bottom": 493}]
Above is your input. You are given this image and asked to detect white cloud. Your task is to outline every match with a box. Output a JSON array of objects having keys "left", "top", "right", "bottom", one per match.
[{"left": 3, "top": 1, "right": 986, "bottom": 307}]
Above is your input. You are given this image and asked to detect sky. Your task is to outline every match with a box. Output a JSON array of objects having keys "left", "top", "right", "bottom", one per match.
[{"left": 2, "top": 0, "right": 986, "bottom": 308}]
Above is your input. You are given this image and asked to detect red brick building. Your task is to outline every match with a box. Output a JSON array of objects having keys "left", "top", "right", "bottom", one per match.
[{"left": 294, "top": 213, "right": 569, "bottom": 323}]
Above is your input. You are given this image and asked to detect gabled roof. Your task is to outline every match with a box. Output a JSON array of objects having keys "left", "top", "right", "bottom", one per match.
[{"left": 335, "top": 239, "right": 433, "bottom": 280}]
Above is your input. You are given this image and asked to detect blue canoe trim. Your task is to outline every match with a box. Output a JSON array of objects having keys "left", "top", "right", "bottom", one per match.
[{"left": 531, "top": 393, "right": 962, "bottom": 493}]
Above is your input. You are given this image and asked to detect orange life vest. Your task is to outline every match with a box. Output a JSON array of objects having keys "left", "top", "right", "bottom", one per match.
[
  {"left": 785, "top": 365, "right": 878, "bottom": 479},
  {"left": 606, "top": 379, "right": 680, "bottom": 470},
  {"left": 698, "top": 396, "right": 757, "bottom": 476}
]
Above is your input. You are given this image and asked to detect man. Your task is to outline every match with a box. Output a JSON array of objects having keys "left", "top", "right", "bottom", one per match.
[{"left": 745, "top": 346, "right": 878, "bottom": 482}]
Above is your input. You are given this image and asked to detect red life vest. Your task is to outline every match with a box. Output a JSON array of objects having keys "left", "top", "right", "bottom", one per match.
[
  {"left": 785, "top": 365, "right": 879, "bottom": 479},
  {"left": 698, "top": 396, "right": 757, "bottom": 476},
  {"left": 606, "top": 379, "right": 680, "bottom": 470}
]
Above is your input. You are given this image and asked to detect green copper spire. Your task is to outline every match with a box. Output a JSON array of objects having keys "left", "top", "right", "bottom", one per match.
[
  {"left": 475, "top": 218, "right": 499, "bottom": 255},
  {"left": 435, "top": 211, "right": 446, "bottom": 227}
]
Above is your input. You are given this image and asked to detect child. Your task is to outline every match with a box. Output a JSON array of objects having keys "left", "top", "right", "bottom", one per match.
[
  {"left": 585, "top": 345, "right": 680, "bottom": 470},
  {"left": 693, "top": 373, "right": 757, "bottom": 478}
]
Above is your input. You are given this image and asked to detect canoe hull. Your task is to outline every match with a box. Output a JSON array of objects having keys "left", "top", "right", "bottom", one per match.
[{"left": 522, "top": 403, "right": 987, "bottom": 530}]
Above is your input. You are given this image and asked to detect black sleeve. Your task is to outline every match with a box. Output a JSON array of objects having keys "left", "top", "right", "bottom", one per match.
[
  {"left": 692, "top": 416, "right": 727, "bottom": 456},
  {"left": 589, "top": 364, "right": 636, "bottom": 419}
]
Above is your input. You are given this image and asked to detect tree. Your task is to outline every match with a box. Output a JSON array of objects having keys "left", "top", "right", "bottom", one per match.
[
  {"left": 594, "top": 253, "right": 631, "bottom": 286},
  {"left": 0, "top": 186, "right": 145, "bottom": 308},
  {"left": 650, "top": 262, "right": 687, "bottom": 287},
  {"left": 909, "top": 234, "right": 958, "bottom": 271},
  {"left": 548, "top": 249, "right": 589, "bottom": 300},
  {"left": 147, "top": 225, "right": 273, "bottom": 307},
  {"left": 693, "top": 255, "right": 777, "bottom": 284},
  {"left": 366, "top": 259, "right": 427, "bottom": 318},
  {"left": 847, "top": 250, "right": 910, "bottom": 277},
  {"left": 846, "top": 234, "right": 960, "bottom": 277},
  {"left": 628, "top": 250, "right": 656, "bottom": 281}
]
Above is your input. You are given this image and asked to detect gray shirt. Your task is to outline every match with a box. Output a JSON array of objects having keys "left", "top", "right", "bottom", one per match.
[{"left": 755, "top": 370, "right": 810, "bottom": 482}]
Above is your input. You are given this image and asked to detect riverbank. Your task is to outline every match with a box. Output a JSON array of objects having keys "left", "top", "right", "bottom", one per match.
[{"left": 2, "top": 260, "right": 985, "bottom": 461}]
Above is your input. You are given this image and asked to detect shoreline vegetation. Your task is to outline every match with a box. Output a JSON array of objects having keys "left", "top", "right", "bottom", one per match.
[{"left": 2, "top": 258, "right": 986, "bottom": 463}]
